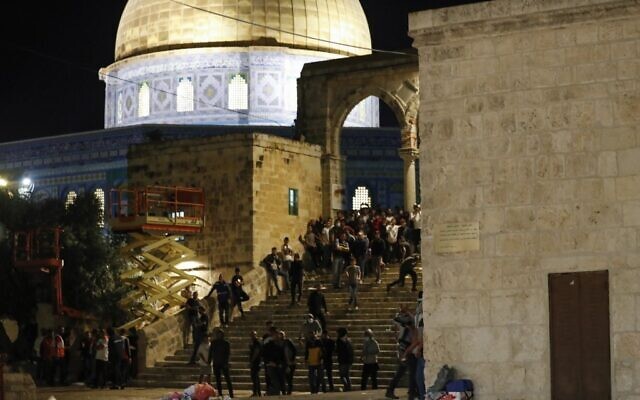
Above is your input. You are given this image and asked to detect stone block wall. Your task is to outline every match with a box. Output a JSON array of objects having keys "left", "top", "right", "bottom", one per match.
[
  {"left": 128, "top": 132, "right": 321, "bottom": 270},
  {"left": 3, "top": 371, "right": 36, "bottom": 400},
  {"left": 251, "top": 134, "right": 323, "bottom": 266},
  {"left": 410, "top": 1, "right": 640, "bottom": 398}
]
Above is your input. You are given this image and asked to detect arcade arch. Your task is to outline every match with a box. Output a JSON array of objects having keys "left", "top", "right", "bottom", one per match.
[{"left": 296, "top": 52, "right": 419, "bottom": 215}]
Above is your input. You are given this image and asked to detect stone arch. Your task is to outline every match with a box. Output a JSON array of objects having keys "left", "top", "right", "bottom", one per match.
[{"left": 295, "top": 52, "right": 419, "bottom": 214}]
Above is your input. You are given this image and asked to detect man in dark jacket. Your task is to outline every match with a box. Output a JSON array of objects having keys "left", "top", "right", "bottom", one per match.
[
  {"left": 289, "top": 253, "right": 304, "bottom": 306},
  {"left": 370, "top": 230, "right": 386, "bottom": 284},
  {"left": 281, "top": 331, "right": 297, "bottom": 395},
  {"left": 207, "top": 274, "right": 232, "bottom": 327},
  {"left": 208, "top": 328, "right": 233, "bottom": 398},
  {"left": 230, "top": 267, "right": 247, "bottom": 318},
  {"left": 320, "top": 332, "right": 335, "bottom": 392},
  {"left": 307, "top": 284, "right": 328, "bottom": 332},
  {"left": 262, "top": 330, "right": 285, "bottom": 395},
  {"left": 107, "top": 327, "right": 125, "bottom": 390},
  {"left": 248, "top": 330, "right": 262, "bottom": 397},
  {"left": 188, "top": 307, "right": 209, "bottom": 364},
  {"left": 387, "top": 254, "right": 420, "bottom": 292},
  {"left": 336, "top": 327, "right": 354, "bottom": 392},
  {"left": 262, "top": 247, "right": 285, "bottom": 294}
]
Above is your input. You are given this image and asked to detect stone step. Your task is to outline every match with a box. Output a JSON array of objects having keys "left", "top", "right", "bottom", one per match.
[{"left": 135, "top": 268, "right": 421, "bottom": 390}]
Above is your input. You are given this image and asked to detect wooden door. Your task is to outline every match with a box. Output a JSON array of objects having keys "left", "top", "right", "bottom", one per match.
[{"left": 549, "top": 270, "right": 611, "bottom": 400}]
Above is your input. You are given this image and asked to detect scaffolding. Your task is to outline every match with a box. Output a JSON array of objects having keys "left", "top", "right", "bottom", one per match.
[{"left": 109, "top": 186, "right": 205, "bottom": 329}]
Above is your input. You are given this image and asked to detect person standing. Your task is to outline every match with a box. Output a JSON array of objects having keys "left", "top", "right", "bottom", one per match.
[
  {"left": 281, "top": 331, "right": 297, "bottom": 395},
  {"left": 207, "top": 274, "right": 232, "bottom": 327},
  {"left": 386, "top": 254, "right": 420, "bottom": 292},
  {"left": 332, "top": 232, "right": 350, "bottom": 289},
  {"left": 197, "top": 333, "right": 212, "bottom": 384},
  {"left": 108, "top": 327, "right": 125, "bottom": 390},
  {"left": 320, "top": 332, "right": 335, "bottom": 393},
  {"left": 262, "top": 329, "right": 285, "bottom": 396},
  {"left": 262, "top": 247, "right": 284, "bottom": 294},
  {"left": 370, "top": 230, "right": 386, "bottom": 284},
  {"left": 230, "top": 267, "right": 248, "bottom": 319},
  {"left": 40, "top": 330, "right": 55, "bottom": 386},
  {"left": 307, "top": 284, "right": 328, "bottom": 333},
  {"left": 299, "top": 314, "right": 323, "bottom": 344},
  {"left": 361, "top": 329, "right": 380, "bottom": 390},
  {"left": 93, "top": 329, "right": 109, "bottom": 389},
  {"left": 305, "top": 335, "right": 324, "bottom": 394},
  {"left": 385, "top": 316, "right": 416, "bottom": 400},
  {"left": 344, "top": 257, "right": 362, "bottom": 311},
  {"left": 184, "top": 291, "right": 201, "bottom": 345},
  {"left": 189, "top": 307, "right": 209, "bottom": 364},
  {"left": 352, "top": 231, "right": 369, "bottom": 278},
  {"left": 336, "top": 328, "right": 354, "bottom": 392},
  {"left": 249, "top": 331, "right": 263, "bottom": 397},
  {"left": 119, "top": 329, "right": 132, "bottom": 387},
  {"left": 209, "top": 328, "right": 234, "bottom": 398},
  {"left": 289, "top": 253, "right": 304, "bottom": 306}
]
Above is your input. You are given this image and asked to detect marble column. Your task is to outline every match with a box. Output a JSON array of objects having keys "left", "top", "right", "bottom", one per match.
[{"left": 398, "top": 147, "right": 419, "bottom": 211}]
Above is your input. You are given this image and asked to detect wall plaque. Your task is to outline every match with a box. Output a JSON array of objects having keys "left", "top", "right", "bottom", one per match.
[{"left": 435, "top": 222, "right": 480, "bottom": 254}]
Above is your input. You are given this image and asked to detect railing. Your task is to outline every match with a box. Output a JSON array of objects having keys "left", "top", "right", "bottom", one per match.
[
  {"left": 109, "top": 186, "right": 205, "bottom": 223},
  {"left": 13, "top": 228, "right": 62, "bottom": 267}
]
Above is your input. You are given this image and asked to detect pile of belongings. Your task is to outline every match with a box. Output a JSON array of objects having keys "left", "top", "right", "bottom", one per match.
[
  {"left": 427, "top": 365, "right": 474, "bottom": 400},
  {"left": 161, "top": 382, "right": 217, "bottom": 400}
]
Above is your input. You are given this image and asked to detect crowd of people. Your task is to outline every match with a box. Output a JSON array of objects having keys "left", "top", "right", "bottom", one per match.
[{"left": 33, "top": 325, "right": 138, "bottom": 390}]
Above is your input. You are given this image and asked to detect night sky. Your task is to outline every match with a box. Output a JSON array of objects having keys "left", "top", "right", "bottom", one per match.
[{"left": 0, "top": 1, "right": 483, "bottom": 144}]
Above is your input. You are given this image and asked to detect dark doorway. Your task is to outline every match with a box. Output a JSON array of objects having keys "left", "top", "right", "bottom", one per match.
[{"left": 549, "top": 270, "right": 611, "bottom": 400}]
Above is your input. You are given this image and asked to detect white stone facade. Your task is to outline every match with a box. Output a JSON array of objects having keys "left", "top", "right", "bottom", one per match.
[
  {"left": 100, "top": 47, "right": 379, "bottom": 128},
  {"left": 410, "top": 0, "right": 640, "bottom": 398}
]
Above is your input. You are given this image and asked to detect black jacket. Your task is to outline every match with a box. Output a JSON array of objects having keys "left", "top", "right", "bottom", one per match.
[
  {"left": 249, "top": 338, "right": 262, "bottom": 366},
  {"left": 307, "top": 291, "right": 327, "bottom": 314},
  {"left": 209, "top": 338, "right": 230, "bottom": 366},
  {"left": 321, "top": 337, "right": 335, "bottom": 364},
  {"left": 336, "top": 337, "right": 354, "bottom": 365},
  {"left": 262, "top": 339, "right": 285, "bottom": 366}
]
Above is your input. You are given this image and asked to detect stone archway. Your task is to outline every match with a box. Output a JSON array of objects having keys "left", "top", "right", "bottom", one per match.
[{"left": 296, "top": 52, "right": 419, "bottom": 215}]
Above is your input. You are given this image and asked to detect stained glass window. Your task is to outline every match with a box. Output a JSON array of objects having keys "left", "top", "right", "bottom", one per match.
[{"left": 94, "top": 188, "right": 105, "bottom": 227}]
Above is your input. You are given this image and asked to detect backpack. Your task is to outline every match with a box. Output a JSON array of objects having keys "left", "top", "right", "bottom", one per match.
[
  {"left": 428, "top": 364, "right": 456, "bottom": 392},
  {"left": 307, "top": 345, "right": 322, "bottom": 366}
]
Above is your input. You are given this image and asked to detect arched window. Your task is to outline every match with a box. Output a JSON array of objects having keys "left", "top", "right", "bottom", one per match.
[
  {"left": 177, "top": 77, "right": 194, "bottom": 112},
  {"left": 352, "top": 186, "right": 372, "bottom": 210},
  {"left": 228, "top": 74, "right": 248, "bottom": 110},
  {"left": 94, "top": 188, "right": 105, "bottom": 227},
  {"left": 138, "top": 82, "right": 150, "bottom": 117},
  {"left": 116, "top": 93, "right": 124, "bottom": 124},
  {"left": 65, "top": 191, "right": 77, "bottom": 209}
]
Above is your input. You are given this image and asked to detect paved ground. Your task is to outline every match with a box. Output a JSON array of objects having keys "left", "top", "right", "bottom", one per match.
[{"left": 37, "top": 386, "right": 391, "bottom": 399}]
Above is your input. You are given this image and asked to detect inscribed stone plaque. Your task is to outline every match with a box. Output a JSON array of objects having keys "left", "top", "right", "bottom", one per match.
[{"left": 435, "top": 222, "right": 480, "bottom": 253}]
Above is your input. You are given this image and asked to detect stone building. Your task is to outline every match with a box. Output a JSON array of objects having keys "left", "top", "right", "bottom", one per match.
[{"left": 410, "top": 0, "right": 640, "bottom": 398}]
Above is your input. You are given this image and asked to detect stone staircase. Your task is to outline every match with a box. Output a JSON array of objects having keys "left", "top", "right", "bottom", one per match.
[{"left": 133, "top": 263, "right": 422, "bottom": 392}]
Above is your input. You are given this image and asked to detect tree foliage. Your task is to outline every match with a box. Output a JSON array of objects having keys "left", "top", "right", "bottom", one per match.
[{"left": 0, "top": 190, "right": 128, "bottom": 324}]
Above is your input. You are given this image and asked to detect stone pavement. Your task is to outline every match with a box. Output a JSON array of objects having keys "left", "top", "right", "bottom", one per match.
[{"left": 37, "top": 386, "right": 391, "bottom": 399}]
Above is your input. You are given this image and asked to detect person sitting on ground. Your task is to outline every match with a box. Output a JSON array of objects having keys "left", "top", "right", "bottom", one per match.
[
  {"left": 307, "top": 284, "right": 328, "bottom": 333},
  {"left": 289, "top": 253, "right": 304, "bottom": 306},
  {"left": 336, "top": 328, "right": 354, "bottom": 392},
  {"left": 387, "top": 254, "right": 420, "bottom": 292},
  {"left": 206, "top": 274, "right": 232, "bottom": 327}
]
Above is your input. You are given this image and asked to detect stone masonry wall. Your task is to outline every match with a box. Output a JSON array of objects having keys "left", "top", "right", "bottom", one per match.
[
  {"left": 251, "top": 134, "right": 323, "bottom": 267},
  {"left": 410, "top": 1, "right": 640, "bottom": 398}
]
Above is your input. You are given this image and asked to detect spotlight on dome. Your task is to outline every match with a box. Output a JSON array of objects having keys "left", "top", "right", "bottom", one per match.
[{"left": 18, "top": 177, "right": 35, "bottom": 199}]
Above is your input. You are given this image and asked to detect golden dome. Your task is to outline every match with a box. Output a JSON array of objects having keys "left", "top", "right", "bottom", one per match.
[{"left": 115, "top": 0, "right": 372, "bottom": 61}]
